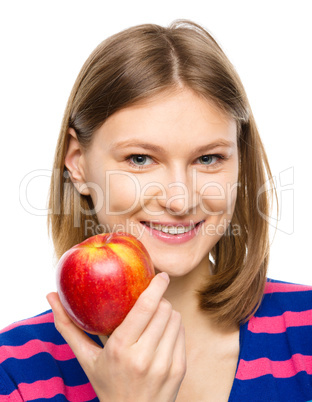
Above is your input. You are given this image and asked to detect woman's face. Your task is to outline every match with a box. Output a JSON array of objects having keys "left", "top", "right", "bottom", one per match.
[{"left": 70, "top": 88, "right": 239, "bottom": 276}]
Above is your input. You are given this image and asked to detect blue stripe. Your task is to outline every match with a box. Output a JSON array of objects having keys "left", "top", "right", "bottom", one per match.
[
  {"left": 0, "top": 316, "right": 102, "bottom": 348},
  {"left": 257, "top": 291, "right": 312, "bottom": 317},
  {"left": 266, "top": 278, "right": 311, "bottom": 286},
  {"left": 29, "top": 397, "right": 99, "bottom": 402},
  {"left": 0, "top": 323, "right": 66, "bottom": 346},
  {"left": 0, "top": 364, "right": 16, "bottom": 395},
  {"left": 240, "top": 326, "right": 312, "bottom": 361},
  {"left": 29, "top": 397, "right": 69, "bottom": 402},
  {"left": 231, "top": 371, "right": 312, "bottom": 401},
  {"left": 2, "top": 354, "right": 89, "bottom": 387}
]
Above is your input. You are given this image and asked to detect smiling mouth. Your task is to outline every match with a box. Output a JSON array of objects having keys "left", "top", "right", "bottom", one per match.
[{"left": 140, "top": 221, "right": 204, "bottom": 235}]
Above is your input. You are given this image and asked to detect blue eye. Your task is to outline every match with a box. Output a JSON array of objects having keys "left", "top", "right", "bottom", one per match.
[
  {"left": 132, "top": 155, "right": 149, "bottom": 165},
  {"left": 125, "top": 153, "right": 227, "bottom": 171},
  {"left": 126, "top": 154, "right": 154, "bottom": 169},
  {"left": 198, "top": 155, "right": 220, "bottom": 165}
]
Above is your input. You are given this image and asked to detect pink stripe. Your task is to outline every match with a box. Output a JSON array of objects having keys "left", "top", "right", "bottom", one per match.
[
  {"left": 236, "top": 353, "right": 312, "bottom": 380},
  {"left": 264, "top": 282, "right": 312, "bottom": 294},
  {"left": 248, "top": 310, "right": 312, "bottom": 334},
  {"left": 2, "top": 377, "right": 96, "bottom": 401},
  {"left": 0, "top": 312, "right": 54, "bottom": 334},
  {"left": 0, "top": 390, "right": 22, "bottom": 401},
  {"left": 0, "top": 339, "right": 75, "bottom": 364}
]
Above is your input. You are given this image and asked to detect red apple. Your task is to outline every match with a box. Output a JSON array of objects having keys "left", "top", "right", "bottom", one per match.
[{"left": 56, "top": 232, "right": 155, "bottom": 335}]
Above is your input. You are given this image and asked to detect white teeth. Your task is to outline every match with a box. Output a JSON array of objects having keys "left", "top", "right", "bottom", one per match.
[{"left": 146, "top": 222, "right": 195, "bottom": 235}]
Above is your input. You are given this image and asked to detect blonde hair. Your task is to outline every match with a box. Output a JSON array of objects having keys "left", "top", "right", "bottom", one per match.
[{"left": 48, "top": 20, "right": 276, "bottom": 326}]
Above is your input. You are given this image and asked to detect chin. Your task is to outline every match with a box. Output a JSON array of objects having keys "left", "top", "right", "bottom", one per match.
[
  {"left": 155, "top": 264, "right": 202, "bottom": 278},
  {"left": 153, "top": 257, "right": 207, "bottom": 278}
]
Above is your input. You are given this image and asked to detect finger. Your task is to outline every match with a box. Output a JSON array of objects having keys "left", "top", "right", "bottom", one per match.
[
  {"left": 113, "top": 272, "right": 170, "bottom": 345},
  {"left": 46, "top": 292, "right": 101, "bottom": 366},
  {"left": 154, "top": 310, "right": 183, "bottom": 367},
  {"left": 170, "top": 324, "right": 187, "bottom": 377},
  {"left": 136, "top": 298, "right": 173, "bottom": 352}
]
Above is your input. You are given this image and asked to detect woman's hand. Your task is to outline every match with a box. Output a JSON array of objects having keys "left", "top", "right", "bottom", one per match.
[{"left": 47, "top": 272, "right": 186, "bottom": 402}]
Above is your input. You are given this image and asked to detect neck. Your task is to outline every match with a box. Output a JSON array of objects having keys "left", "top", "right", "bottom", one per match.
[
  {"left": 162, "top": 255, "right": 238, "bottom": 339},
  {"left": 163, "top": 255, "right": 212, "bottom": 333}
]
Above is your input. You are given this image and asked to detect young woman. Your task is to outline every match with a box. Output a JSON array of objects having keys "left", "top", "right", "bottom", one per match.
[{"left": 1, "top": 20, "right": 311, "bottom": 401}]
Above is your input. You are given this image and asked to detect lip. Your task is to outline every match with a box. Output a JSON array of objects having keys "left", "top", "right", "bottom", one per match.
[
  {"left": 142, "top": 221, "right": 199, "bottom": 227},
  {"left": 140, "top": 220, "right": 205, "bottom": 245}
]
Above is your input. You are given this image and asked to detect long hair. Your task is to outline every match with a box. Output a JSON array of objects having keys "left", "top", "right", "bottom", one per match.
[{"left": 47, "top": 20, "right": 276, "bottom": 326}]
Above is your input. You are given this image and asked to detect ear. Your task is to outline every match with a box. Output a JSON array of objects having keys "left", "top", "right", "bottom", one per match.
[{"left": 64, "top": 128, "right": 90, "bottom": 196}]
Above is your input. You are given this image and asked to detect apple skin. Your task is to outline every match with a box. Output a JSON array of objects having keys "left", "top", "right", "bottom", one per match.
[{"left": 56, "top": 232, "right": 155, "bottom": 335}]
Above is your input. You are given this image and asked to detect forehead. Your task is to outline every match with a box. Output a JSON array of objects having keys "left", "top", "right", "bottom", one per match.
[{"left": 91, "top": 88, "right": 237, "bottom": 151}]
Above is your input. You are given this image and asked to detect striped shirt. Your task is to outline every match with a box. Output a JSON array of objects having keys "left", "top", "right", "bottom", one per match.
[{"left": 1, "top": 279, "right": 312, "bottom": 401}]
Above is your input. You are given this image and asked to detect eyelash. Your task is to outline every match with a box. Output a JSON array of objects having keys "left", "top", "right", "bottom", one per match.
[{"left": 125, "top": 153, "right": 228, "bottom": 170}]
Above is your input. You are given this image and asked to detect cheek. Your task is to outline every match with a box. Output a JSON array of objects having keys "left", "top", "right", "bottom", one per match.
[
  {"left": 99, "top": 171, "right": 141, "bottom": 216},
  {"left": 198, "top": 171, "right": 238, "bottom": 216}
]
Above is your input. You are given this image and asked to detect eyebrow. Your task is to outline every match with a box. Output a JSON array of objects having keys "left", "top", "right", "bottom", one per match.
[{"left": 110, "top": 138, "right": 236, "bottom": 154}]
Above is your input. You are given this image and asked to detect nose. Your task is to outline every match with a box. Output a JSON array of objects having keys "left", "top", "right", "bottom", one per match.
[{"left": 157, "top": 168, "right": 198, "bottom": 216}]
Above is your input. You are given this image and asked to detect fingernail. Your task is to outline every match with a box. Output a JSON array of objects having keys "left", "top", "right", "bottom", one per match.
[{"left": 159, "top": 272, "right": 170, "bottom": 283}]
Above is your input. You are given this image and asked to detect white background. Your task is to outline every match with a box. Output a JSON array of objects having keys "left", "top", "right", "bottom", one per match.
[{"left": 0, "top": 0, "right": 311, "bottom": 330}]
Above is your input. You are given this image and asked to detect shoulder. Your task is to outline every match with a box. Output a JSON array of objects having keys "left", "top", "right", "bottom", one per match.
[
  {"left": 0, "top": 310, "right": 71, "bottom": 400},
  {"left": 248, "top": 278, "right": 312, "bottom": 333},
  {"left": 0, "top": 310, "right": 98, "bottom": 401},
  {"left": 1, "top": 309, "right": 60, "bottom": 342},
  {"left": 264, "top": 278, "right": 312, "bottom": 297},
  {"left": 0, "top": 310, "right": 67, "bottom": 363},
  {"left": 233, "top": 279, "right": 312, "bottom": 399},
  {"left": 0, "top": 310, "right": 68, "bottom": 363},
  {"left": 259, "top": 278, "right": 312, "bottom": 317}
]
